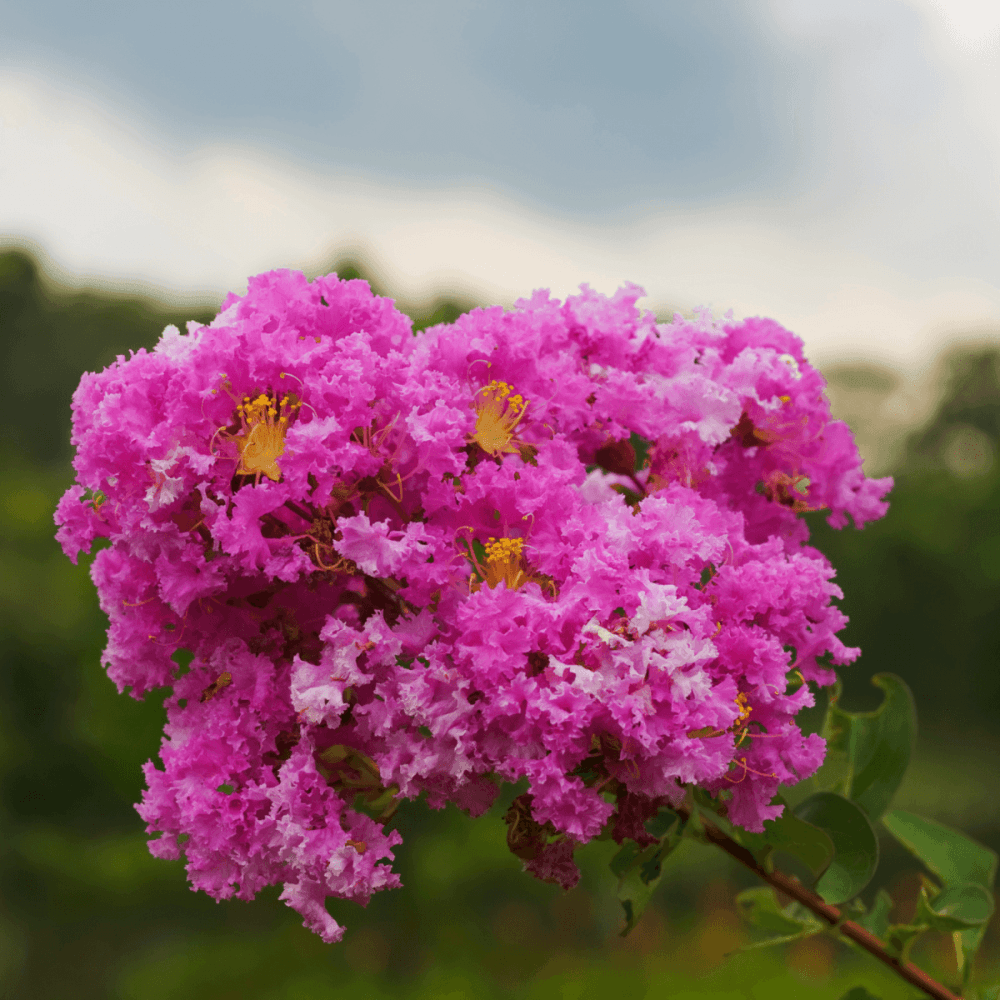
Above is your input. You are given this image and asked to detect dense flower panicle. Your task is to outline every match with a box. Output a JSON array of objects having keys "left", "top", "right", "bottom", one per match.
[{"left": 56, "top": 269, "right": 892, "bottom": 941}]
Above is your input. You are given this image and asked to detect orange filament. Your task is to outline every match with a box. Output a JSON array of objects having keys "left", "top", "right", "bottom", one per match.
[
  {"left": 470, "top": 380, "right": 529, "bottom": 457},
  {"left": 724, "top": 756, "right": 778, "bottom": 783}
]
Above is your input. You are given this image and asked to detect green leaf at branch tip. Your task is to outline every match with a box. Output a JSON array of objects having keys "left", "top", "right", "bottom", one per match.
[
  {"left": 858, "top": 888, "right": 894, "bottom": 939},
  {"left": 793, "top": 792, "right": 879, "bottom": 904},
  {"left": 824, "top": 673, "right": 916, "bottom": 821},
  {"left": 614, "top": 809, "right": 686, "bottom": 936},
  {"left": 881, "top": 809, "right": 998, "bottom": 890},
  {"left": 915, "top": 881, "right": 995, "bottom": 931},
  {"left": 882, "top": 808, "right": 999, "bottom": 990}
]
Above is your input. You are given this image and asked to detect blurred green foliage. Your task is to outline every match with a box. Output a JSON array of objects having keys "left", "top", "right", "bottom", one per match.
[{"left": 1, "top": 246, "right": 998, "bottom": 998}]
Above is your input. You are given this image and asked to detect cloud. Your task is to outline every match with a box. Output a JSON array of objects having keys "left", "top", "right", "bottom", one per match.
[
  {"left": 0, "top": 0, "right": 806, "bottom": 209},
  {"left": 1, "top": 1, "right": 998, "bottom": 375},
  {"left": 918, "top": 0, "right": 1000, "bottom": 50}
]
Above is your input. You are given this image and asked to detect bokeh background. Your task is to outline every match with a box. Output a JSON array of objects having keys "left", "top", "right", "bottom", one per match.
[{"left": 2, "top": 2, "right": 999, "bottom": 997}]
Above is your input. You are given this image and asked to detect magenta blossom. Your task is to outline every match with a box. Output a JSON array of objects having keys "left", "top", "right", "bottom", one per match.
[{"left": 56, "top": 270, "right": 891, "bottom": 942}]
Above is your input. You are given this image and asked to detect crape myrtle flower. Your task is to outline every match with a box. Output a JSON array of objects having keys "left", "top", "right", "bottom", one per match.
[{"left": 56, "top": 270, "right": 891, "bottom": 943}]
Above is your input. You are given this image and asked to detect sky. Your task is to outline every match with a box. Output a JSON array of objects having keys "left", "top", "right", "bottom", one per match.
[{"left": 1, "top": 0, "right": 999, "bottom": 373}]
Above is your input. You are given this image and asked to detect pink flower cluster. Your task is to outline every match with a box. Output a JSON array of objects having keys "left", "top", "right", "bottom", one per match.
[{"left": 56, "top": 271, "right": 891, "bottom": 942}]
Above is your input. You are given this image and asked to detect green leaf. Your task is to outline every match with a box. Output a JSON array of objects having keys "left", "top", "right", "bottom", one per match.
[
  {"left": 915, "top": 882, "right": 994, "bottom": 932},
  {"left": 735, "top": 930, "right": 819, "bottom": 953},
  {"left": 859, "top": 888, "right": 894, "bottom": 939},
  {"left": 959, "top": 926, "right": 990, "bottom": 992},
  {"left": 735, "top": 886, "right": 822, "bottom": 937},
  {"left": 825, "top": 674, "right": 916, "bottom": 821},
  {"left": 794, "top": 792, "right": 879, "bottom": 904},
  {"left": 882, "top": 809, "right": 998, "bottom": 890},
  {"left": 617, "top": 865, "right": 657, "bottom": 936},
  {"left": 608, "top": 808, "right": 682, "bottom": 877},
  {"left": 884, "top": 921, "right": 927, "bottom": 962},
  {"left": 645, "top": 805, "right": 681, "bottom": 840},
  {"left": 629, "top": 431, "right": 652, "bottom": 469},
  {"left": 609, "top": 840, "right": 644, "bottom": 878},
  {"left": 614, "top": 811, "right": 685, "bottom": 936},
  {"left": 838, "top": 988, "right": 883, "bottom": 1000},
  {"left": 737, "top": 794, "right": 835, "bottom": 878},
  {"left": 882, "top": 812, "right": 998, "bottom": 987}
]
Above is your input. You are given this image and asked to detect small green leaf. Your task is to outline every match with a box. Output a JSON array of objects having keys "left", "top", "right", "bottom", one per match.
[
  {"left": 915, "top": 882, "right": 994, "bottom": 932},
  {"left": 838, "top": 896, "right": 868, "bottom": 924},
  {"left": 609, "top": 840, "right": 644, "bottom": 878},
  {"left": 645, "top": 805, "right": 681, "bottom": 840},
  {"left": 959, "top": 926, "right": 990, "bottom": 992},
  {"left": 629, "top": 431, "right": 652, "bottom": 469},
  {"left": 882, "top": 809, "right": 998, "bottom": 890},
  {"left": 735, "top": 932, "right": 815, "bottom": 953},
  {"left": 614, "top": 813, "right": 686, "bottom": 935},
  {"left": 794, "top": 792, "right": 879, "bottom": 904},
  {"left": 825, "top": 674, "right": 916, "bottom": 821},
  {"left": 737, "top": 794, "right": 835, "bottom": 878},
  {"left": 735, "top": 887, "right": 822, "bottom": 937},
  {"left": 884, "top": 921, "right": 926, "bottom": 962},
  {"left": 859, "top": 888, "right": 894, "bottom": 939},
  {"left": 351, "top": 785, "right": 400, "bottom": 824}
]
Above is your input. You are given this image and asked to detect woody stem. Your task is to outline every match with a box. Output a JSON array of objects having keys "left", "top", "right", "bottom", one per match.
[{"left": 676, "top": 807, "right": 962, "bottom": 1000}]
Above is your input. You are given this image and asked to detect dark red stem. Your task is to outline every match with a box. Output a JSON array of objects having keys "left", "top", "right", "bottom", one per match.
[{"left": 681, "top": 808, "right": 962, "bottom": 1000}]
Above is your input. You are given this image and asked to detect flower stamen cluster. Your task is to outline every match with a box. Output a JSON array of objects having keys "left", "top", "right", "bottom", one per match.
[
  {"left": 234, "top": 390, "right": 301, "bottom": 482},
  {"left": 471, "top": 379, "right": 529, "bottom": 456}
]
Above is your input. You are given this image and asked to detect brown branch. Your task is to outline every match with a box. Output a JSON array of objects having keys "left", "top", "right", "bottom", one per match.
[{"left": 679, "top": 807, "right": 962, "bottom": 1000}]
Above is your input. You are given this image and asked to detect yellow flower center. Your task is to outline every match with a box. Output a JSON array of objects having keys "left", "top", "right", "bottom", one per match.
[
  {"left": 234, "top": 390, "right": 301, "bottom": 482},
  {"left": 468, "top": 535, "right": 557, "bottom": 597},
  {"left": 470, "top": 380, "right": 528, "bottom": 457},
  {"left": 480, "top": 536, "right": 526, "bottom": 590}
]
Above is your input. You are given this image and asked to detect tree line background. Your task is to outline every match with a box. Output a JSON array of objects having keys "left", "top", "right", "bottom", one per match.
[{"left": 1, "top": 245, "right": 998, "bottom": 999}]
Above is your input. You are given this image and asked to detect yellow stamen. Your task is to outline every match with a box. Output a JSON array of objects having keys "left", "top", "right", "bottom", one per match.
[
  {"left": 467, "top": 535, "right": 557, "bottom": 597},
  {"left": 470, "top": 380, "right": 529, "bottom": 457},
  {"left": 230, "top": 389, "right": 302, "bottom": 482},
  {"left": 473, "top": 536, "right": 526, "bottom": 591},
  {"left": 733, "top": 691, "right": 752, "bottom": 727}
]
